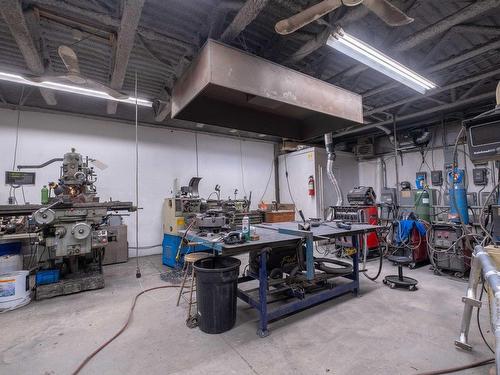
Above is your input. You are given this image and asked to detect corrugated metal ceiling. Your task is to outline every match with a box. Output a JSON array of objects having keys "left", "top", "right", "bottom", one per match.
[{"left": 0, "top": 0, "right": 498, "bottom": 141}]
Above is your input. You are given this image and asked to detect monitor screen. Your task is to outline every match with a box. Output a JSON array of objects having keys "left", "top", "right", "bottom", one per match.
[{"left": 470, "top": 119, "right": 500, "bottom": 146}]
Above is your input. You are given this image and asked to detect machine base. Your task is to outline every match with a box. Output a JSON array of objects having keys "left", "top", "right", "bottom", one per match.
[{"left": 35, "top": 272, "right": 104, "bottom": 300}]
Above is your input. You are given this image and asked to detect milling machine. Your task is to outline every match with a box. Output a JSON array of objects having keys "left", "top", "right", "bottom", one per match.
[{"left": 0, "top": 149, "right": 135, "bottom": 299}]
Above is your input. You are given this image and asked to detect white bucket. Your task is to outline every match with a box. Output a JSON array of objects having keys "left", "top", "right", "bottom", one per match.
[
  {"left": 0, "top": 254, "right": 22, "bottom": 273},
  {"left": 0, "top": 270, "right": 31, "bottom": 313}
]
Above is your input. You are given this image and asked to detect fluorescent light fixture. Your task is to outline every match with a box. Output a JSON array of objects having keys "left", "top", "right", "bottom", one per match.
[
  {"left": 0, "top": 71, "right": 152, "bottom": 107},
  {"left": 326, "top": 27, "right": 437, "bottom": 94}
]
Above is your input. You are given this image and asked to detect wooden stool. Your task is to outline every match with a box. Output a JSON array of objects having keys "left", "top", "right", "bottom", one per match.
[{"left": 176, "top": 250, "right": 210, "bottom": 327}]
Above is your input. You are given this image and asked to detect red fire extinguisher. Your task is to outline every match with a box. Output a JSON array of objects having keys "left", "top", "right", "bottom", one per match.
[{"left": 308, "top": 175, "right": 315, "bottom": 196}]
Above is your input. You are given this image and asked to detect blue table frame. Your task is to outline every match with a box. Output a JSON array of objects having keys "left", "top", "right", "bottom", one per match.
[{"left": 183, "top": 222, "right": 378, "bottom": 337}]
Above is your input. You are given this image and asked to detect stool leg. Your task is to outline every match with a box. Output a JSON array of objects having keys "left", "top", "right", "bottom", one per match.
[
  {"left": 177, "top": 263, "right": 189, "bottom": 307},
  {"left": 398, "top": 265, "right": 404, "bottom": 281},
  {"left": 187, "top": 264, "right": 196, "bottom": 320}
]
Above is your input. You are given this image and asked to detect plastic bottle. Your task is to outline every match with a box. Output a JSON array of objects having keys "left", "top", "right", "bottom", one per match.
[
  {"left": 41, "top": 185, "right": 49, "bottom": 204},
  {"left": 242, "top": 215, "right": 250, "bottom": 241}
]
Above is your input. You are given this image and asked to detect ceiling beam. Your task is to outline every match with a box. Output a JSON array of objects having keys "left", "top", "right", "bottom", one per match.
[
  {"left": 365, "top": 68, "right": 500, "bottom": 116},
  {"left": 106, "top": 0, "right": 145, "bottom": 114},
  {"left": 334, "top": 92, "right": 496, "bottom": 138},
  {"left": 0, "top": 0, "right": 56, "bottom": 105},
  {"left": 395, "top": 0, "right": 500, "bottom": 51},
  {"left": 28, "top": 0, "right": 196, "bottom": 53},
  {"left": 363, "top": 38, "right": 500, "bottom": 99},
  {"left": 333, "top": 1, "right": 500, "bottom": 82},
  {"left": 220, "top": 0, "right": 270, "bottom": 43}
]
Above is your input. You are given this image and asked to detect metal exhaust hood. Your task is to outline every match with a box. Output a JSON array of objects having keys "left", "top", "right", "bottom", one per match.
[{"left": 171, "top": 40, "right": 363, "bottom": 141}]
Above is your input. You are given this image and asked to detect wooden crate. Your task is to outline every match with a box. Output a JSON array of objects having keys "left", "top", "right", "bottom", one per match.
[{"left": 264, "top": 210, "right": 295, "bottom": 223}]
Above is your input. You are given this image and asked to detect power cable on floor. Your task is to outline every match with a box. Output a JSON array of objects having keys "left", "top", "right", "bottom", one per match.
[
  {"left": 415, "top": 357, "right": 495, "bottom": 375},
  {"left": 71, "top": 285, "right": 179, "bottom": 375}
]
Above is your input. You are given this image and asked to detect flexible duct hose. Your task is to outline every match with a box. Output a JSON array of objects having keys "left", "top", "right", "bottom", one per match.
[{"left": 324, "top": 133, "right": 343, "bottom": 206}]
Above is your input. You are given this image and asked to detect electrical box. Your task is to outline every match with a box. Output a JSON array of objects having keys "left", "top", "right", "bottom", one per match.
[
  {"left": 416, "top": 172, "right": 427, "bottom": 186},
  {"left": 472, "top": 168, "right": 488, "bottom": 186},
  {"left": 431, "top": 170, "right": 443, "bottom": 186}
]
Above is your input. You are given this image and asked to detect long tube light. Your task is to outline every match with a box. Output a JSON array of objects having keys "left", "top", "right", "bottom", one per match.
[
  {"left": 0, "top": 71, "right": 152, "bottom": 107},
  {"left": 327, "top": 27, "right": 437, "bottom": 94}
]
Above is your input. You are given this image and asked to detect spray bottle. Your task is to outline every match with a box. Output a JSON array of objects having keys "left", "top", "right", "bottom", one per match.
[{"left": 242, "top": 215, "right": 250, "bottom": 241}]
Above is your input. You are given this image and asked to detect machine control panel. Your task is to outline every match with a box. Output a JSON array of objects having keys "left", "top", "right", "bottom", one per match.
[{"left": 92, "top": 229, "right": 108, "bottom": 248}]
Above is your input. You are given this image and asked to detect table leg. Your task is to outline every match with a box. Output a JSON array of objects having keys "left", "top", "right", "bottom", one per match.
[
  {"left": 352, "top": 235, "right": 360, "bottom": 297},
  {"left": 305, "top": 232, "right": 314, "bottom": 281},
  {"left": 257, "top": 247, "right": 270, "bottom": 338}
]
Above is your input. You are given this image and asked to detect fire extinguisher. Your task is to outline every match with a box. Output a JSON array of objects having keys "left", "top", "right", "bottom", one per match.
[{"left": 308, "top": 175, "right": 315, "bottom": 196}]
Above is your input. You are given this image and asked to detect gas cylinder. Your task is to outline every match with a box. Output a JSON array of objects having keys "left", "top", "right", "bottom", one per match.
[
  {"left": 308, "top": 175, "right": 315, "bottom": 196},
  {"left": 448, "top": 168, "right": 469, "bottom": 224},
  {"left": 414, "top": 189, "right": 431, "bottom": 222}
]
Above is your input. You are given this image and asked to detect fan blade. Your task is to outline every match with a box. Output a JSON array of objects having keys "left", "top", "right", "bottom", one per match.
[
  {"left": 90, "top": 159, "right": 108, "bottom": 170},
  {"left": 83, "top": 79, "right": 129, "bottom": 100},
  {"left": 363, "top": 0, "right": 413, "bottom": 26},
  {"left": 275, "top": 0, "right": 342, "bottom": 35},
  {"left": 341, "top": 0, "right": 364, "bottom": 6},
  {"left": 58, "top": 45, "right": 81, "bottom": 74}
]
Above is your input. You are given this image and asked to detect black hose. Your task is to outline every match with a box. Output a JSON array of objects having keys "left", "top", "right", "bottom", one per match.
[
  {"left": 362, "top": 245, "right": 384, "bottom": 281},
  {"left": 314, "top": 257, "right": 353, "bottom": 274}
]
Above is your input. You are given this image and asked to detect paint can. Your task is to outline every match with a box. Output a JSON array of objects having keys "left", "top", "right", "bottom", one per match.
[{"left": 0, "top": 270, "right": 31, "bottom": 313}]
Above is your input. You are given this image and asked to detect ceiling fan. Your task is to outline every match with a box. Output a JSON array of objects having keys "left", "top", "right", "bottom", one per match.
[
  {"left": 275, "top": 0, "right": 413, "bottom": 35},
  {"left": 30, "top": 45, "right": 128, "bottom": 100}
]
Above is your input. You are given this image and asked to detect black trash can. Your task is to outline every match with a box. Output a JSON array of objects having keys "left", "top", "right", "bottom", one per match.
[{"left": 193, "top": 256, "right": 241, "bottom": 334}]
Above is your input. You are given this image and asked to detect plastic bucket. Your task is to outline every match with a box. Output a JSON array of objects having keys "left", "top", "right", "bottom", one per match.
[
  {"left": 0, "top": 270, "right": 31, "bottom": 312},
  {"left": 0, "top": 254, "right": 23, "bottom": 273},
  {"left": 193, "top": 256, "right": 241, "bottom": 334}
]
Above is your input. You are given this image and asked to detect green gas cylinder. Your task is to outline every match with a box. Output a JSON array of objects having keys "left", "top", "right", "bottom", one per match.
[
  {"left": 414, "top": 189, "right": 430, "bottom": 222},
  {"left": 41, "top": 185, "right": 49, "bottom": 204}
]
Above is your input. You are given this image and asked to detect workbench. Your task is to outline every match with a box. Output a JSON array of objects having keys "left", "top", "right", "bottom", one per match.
[{"left": 182, "top": 221, "right": 379, "bottom": 337}]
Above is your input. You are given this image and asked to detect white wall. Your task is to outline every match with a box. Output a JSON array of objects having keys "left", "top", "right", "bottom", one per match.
[{"left": 0, "top": 108, "right": 276, "bottom": 256}]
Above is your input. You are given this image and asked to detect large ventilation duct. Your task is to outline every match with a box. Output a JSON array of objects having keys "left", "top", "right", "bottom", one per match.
[
  {"left": 171, "top": 40, "right": 363, "bottom": 141},
  {"left": 324, "top": 132, "right": 343, "bottom": 206}
]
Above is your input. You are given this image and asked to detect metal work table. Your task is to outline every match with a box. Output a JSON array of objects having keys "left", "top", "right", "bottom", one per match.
[{"left": 183, "top": 221, "right": 379, "bottom": 337}]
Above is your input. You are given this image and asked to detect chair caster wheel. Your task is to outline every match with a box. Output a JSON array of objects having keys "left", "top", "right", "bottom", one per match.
[
  {"left": 383, "top": 279, "right": 388, "bottom": 285},
  {"left": 389, "top": 283, "right": 396, "bottom": 289},
  {"left": 409, "top": 285, "right": 418, "bottom": 291},
  {"left": 408, "top": 263, "right": 416, "bottom": 269}
]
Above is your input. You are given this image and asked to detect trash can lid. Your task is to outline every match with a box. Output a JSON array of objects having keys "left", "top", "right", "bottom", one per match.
[{"left": 193, "top": 256, "right": 241, "bottom": 273}]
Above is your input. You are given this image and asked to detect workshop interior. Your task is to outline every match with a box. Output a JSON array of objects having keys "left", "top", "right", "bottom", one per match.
[{"left": 1, "top": 1, "right": 500, "bottom": 374}]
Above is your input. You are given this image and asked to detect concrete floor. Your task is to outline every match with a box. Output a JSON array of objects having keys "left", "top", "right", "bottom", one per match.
[{"left": 0, "top": 254, "right": 495, "bottom": 375}]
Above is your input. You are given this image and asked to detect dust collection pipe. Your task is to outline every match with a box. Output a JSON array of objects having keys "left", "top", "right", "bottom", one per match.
[
  {"left": 324, "top": 132, "right": 343, "bottom": 206},
  {"left": 456, "top": 245, "right": 500, "bottom": 374}
]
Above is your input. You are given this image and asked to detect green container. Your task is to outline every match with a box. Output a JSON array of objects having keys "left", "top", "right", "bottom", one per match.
[
  {"left": 414, "top": 189, "right": 430, "bottom": 222},
  {"left": 41, "top": 185, "right": 49, "bottom": 204}
]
